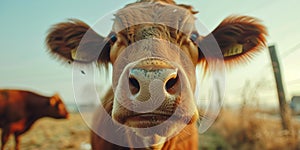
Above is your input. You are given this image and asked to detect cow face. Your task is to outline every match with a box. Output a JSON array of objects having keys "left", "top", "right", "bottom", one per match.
[
  {"left": 48, "top": 94, "right": 69, "bottom": 119},
  {"left": 45, "top": 0, "right": 266, "bottom": 145}
]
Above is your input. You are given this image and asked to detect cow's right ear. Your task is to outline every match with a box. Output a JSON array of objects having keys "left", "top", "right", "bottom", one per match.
[
  {"left": 46, "top": 19, "right": 112, "bottom": 65},
  {"left": 49, "top": 95, "right": 59, "bottom": 106},
  {"left": 194, "top": 16, "right": 267, "bottom": 68}
]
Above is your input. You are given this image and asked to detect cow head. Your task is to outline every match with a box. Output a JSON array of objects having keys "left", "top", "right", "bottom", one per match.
[
  {"left": 45, "top": 0, "right": 267, "bottom": 147},
  {"left": 47, "top": 94, "right": 69, "bottom": 119}
]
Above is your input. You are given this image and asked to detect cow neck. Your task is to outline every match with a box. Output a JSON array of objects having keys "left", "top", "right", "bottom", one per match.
[{"left": 25, "top": 93, "right": 51, "bottom": 119}]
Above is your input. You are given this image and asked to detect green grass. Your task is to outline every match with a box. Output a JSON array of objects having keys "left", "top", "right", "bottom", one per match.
[{"left": 199, "top": 129, "right": 231, "bottom": 150}]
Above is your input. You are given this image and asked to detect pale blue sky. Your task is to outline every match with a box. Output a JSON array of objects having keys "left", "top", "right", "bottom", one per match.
[{"left": 0, "top": 0, "right": 299, "bottom": 107}]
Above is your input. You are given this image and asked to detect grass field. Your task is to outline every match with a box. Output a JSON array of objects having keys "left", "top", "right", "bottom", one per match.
[
  {"left": 1, "top": 108, "right": 300, "bottom": 150},
  {"left": 203, "top": 108, "right": 300, "bottom": 150},
  {"left": 1, "top": 113, "right": 90, "bottom": 150},
  {"left": 1, "top": 112, "right": 228, "bottom": 150}
]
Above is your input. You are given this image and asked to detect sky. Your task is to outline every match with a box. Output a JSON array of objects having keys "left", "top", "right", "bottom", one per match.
[{"left": 0, "top": 0, "right": 300, "bottom": 108}]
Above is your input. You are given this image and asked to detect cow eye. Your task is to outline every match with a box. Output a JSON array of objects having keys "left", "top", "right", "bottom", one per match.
[
  {"left": 109, "top": 33, "right": 117, "bottom": 43},
  {"left": 190, "top": 32, "right": 199, "bottom": 42}
]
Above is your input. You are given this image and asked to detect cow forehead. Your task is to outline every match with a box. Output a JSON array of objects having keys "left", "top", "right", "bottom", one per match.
[{"left": 112, "top": 2, "right": 196, "bottom": 36}]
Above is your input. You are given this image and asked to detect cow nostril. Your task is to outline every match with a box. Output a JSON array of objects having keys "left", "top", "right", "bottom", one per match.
[
  {"left": 129, "top": 77, "right": 140, "bottom": 95},
  {"left": 165, "top": 75, "right": 179, "bottom": 94}
]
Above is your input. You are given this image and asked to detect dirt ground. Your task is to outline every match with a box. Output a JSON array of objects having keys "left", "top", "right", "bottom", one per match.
[{"left": 1, "top": 113, "right": 90, "bottom": 150}]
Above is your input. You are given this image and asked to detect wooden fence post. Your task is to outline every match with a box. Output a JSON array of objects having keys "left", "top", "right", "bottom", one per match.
[{"left": 268, "top": 45, "right": 291, "bottom": 131}]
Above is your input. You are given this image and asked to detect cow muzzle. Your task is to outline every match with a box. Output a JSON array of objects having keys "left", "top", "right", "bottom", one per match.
[{"left": 112, "top": 57, "right": 196, "bottom": 128}]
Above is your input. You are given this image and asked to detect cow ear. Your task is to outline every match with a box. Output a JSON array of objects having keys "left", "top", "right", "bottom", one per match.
[
  {"left": 46, "top": 19, "right": 111, "bottom": 65},
  {"left": 49, "top": 96, "right": 58, "bottom": 106},
  {"left": 49, "top": 93, "right": 61, "bottom": 106},
  {"left": 197, "top": 16, "right": 267, "bottom": 66}
]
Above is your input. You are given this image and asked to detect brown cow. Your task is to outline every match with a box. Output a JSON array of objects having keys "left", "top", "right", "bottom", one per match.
[
  {"left": 0, "top": 89, "right": 69, "bottom": 150},
  {"left": 45, "top": 0, "right": 267, "bottom": 149}
]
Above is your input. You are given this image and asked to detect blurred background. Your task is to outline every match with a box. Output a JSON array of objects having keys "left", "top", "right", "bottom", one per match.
[{"left": 1, "top": 0, "right": 300, "bottom": 149}]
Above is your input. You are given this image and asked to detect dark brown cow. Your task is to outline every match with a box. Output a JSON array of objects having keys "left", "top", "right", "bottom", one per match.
[
  {"left": 0, "top": 89, "right": 69, "bottom": 150},
  {"left": 45, "top": 0, "right": 267, "bottom": 149}
]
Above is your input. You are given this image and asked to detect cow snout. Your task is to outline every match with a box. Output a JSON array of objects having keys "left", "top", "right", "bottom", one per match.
[
  {"left": 128, "top": 68, "right": 180, "bottom": 99},
  {"left": 112, "top": 57, "right": 197, "bottom": 131},
  {"left": 127, "top": 59, "right": 181, "bottom": 102}
]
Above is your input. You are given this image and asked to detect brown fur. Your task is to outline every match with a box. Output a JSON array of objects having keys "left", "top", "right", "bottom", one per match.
[
  {"left": 206, "top": 16, "right": 267, "bottom": 63},
  {"left": 197, "top": 15, "right": 268, "bottom": 71},
  {"left": 45, "top": 0, "right": 267, "bottom": 150}
]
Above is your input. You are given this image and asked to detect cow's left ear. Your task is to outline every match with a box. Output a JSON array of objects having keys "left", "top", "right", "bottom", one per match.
[
  {"left": 196, "top": 16, "right": 267, "bottom": 64},
  {"left": 46, "top": 19, "right": 112, "bottom": 65},
  {"left": 49, "top": 94, "right": 60, "bottom": 106}
]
